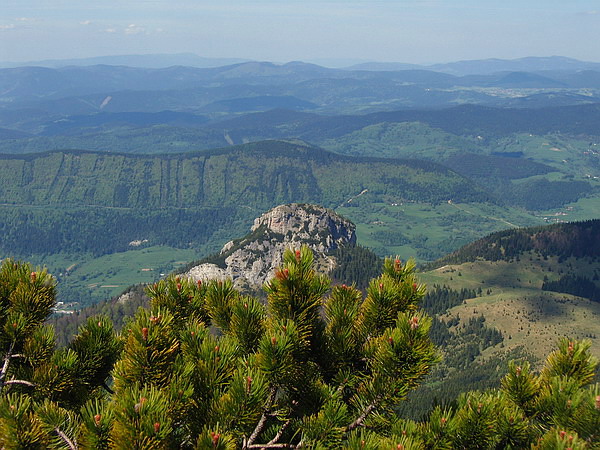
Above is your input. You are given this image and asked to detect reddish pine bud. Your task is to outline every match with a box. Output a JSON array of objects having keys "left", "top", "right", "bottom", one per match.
[
  {"left": 343, "top": 308, "right": 347, "bottom": 315},
  {"left": 509, "top": 416, "right": 514, "bottom": 423},
  {"left": 97, "top": 321, "right": 102, "bottom": 327},
  {"left": 341, "top": 284, "right": 347, "bottom": 289},
  {"left": 175, "top": 276, "right": 180, "bottom": 283},
  {"left": 361, "top": 440, "right": 365, "bottom": 448},
  {"left": 441, "top": 417, "right": 447, "bottom": 426},
  {"left": 295, "top": 249, "right": 301, "bottom": 260},
  {"left": 595, "top": 395, "right": 600, "bottom": 410},
  {"left": 30, "top": 272, "right": 37, "bottom": 282},
  {"left": 379, "top": 283, "right": 384, "bottom": 290},
  {"left": 559, "top": 431, "right": 566, "bottom": 439},
  {"left": 567, "top": 399, "right": 572, "bottom": 408},
  {"left": 412, "top": 283, "right": 417, "bottom": 291},
  {"left": 477, "top": 403, "right": 482, "bottom": 414},
  {"left": 141, "top": 327, "right": 148, "bottom": 340},
  {"left": 191, "top": 331, "right": 195, "bottom": 336},
  {"left": 176, "top": 283, "right": 182, "bottom": 292},
  {"left": 197, "top": 280, "right": 202, "bottom": 288},
  {"left": 94, "top": 414, "right": 101, "bottom": 426},
  {"left": 246, "top": 376, "right": 252, "bottom": 392},
  {"left": 394, "top": 259, "right": 401, "bottom": 271},
  {"left": 402, "top": 430, "right": 407, "bottom": 436},
  {"left": 214, "top": 345, "right": 220, "bottom": 353},
  {"left": 12, "top": 322, "right": 17, "bottom": 328},
  {"left": 388, "top": 336, "right": 394, "bottom": 345},
  {"left": 397, "top": 445, "right": 404, "bottom": 450},
  {"left": 409, "top": 316, "right": 419, "bottom": 330},
  {"left": 568, "top": 341, "right": 574, "bottom": 353},
  {"left": 244, "top": 302, "right": 248, "bottom": 309},
  {"left": 516, "top": 366, "right": 522, "bottom": 376},
  {"left": 154, "top": 422, "right": 160, "bottom": 433},
  {"left": 212, "top": 432, "right": 220, "bottom": 447},
  {"left": 271, "top": 337, "right": 277, "bottom": 346}
]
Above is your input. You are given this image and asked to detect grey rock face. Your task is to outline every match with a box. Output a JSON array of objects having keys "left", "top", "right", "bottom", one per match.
[{"left": 186, "top": 204, "right": 355, "bottom": 290}]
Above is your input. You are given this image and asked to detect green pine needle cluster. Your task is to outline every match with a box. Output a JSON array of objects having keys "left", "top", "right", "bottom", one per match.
[{"left": 0, "top": 250, "right": 599, "bottom": 448}]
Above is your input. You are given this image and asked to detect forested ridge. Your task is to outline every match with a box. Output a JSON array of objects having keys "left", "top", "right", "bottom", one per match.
[
  {"left": 0, "top": 141, "right": 489, "bottom": 209},
  {"left": 429, "top": 219, "right": 600, "bottom": 268}
]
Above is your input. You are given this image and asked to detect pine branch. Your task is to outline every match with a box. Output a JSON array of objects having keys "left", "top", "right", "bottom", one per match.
[
  {"left": 266, "top": 419, "right": 291, "bottom": 445},
  {"left": 4, "top": 379, "right": 35, "bottom": 387},
  {"left": 345, "top": 400, "right": 378, "bottom": 432},
  {"left": 55, "top": 427, "right": 78, "bottom": 450},
  {"left": 245, "top": 386, "right": 278, "bottom": 448},
  {"left": 0, "top": 342, "right": 15, "bottom": 393},
  {"left": 247, "top": 444, "right": 296, "bottom": 449}
]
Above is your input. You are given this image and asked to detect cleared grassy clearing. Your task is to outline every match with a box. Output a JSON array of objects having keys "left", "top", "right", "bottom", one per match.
[
  {"left": 32, "top": 246, "right": 201, "bottom": 307},
  {"left": 420, "top": 255, "right": 600, "bottom": 363}
]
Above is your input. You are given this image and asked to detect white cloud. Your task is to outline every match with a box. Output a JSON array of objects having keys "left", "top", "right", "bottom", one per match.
[
  {"left": 15, "top": 17, "right": 36, "bottom": 22},
  {"left": 124, "top": 23, "right": 145, "bottom": 35},
  {"left": 105, "top": 28, "right": 117, "bottom": 33},
  {"left": 0, "top": 24, "right": 15, "bottom": 30},
  {"left": 80, "top": 20, "right": 92, "bottom": 25}
]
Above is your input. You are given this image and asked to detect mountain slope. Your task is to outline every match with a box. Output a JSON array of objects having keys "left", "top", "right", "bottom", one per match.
[
  {"left": 0, "top": 140, "right": 490, "bottom": 209},
  {"left": 421, "top": 219, "right": 600, "bottom": 364},
  {"left": 429, "top": 219, "right": 600, "bottom": 268}
]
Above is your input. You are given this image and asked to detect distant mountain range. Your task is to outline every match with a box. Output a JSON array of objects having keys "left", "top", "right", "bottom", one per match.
[
  {"left": 349, "top": 56, "right": 600, "bottom": 75},
  {"left": 4, "top": 53, "right": 600, "bottom": 76},
  {"left": 1, "top": 60, "right": 600, "bottom": 136}
]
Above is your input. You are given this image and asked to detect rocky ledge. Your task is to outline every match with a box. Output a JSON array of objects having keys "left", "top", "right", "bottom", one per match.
[{"left": 186, "top": 203, "right": 356, "bottom": 291}]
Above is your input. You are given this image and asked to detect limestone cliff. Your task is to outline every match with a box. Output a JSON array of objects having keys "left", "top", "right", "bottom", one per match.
[{"left": 186, "top": 204, "right": 356, "bottom": 290}]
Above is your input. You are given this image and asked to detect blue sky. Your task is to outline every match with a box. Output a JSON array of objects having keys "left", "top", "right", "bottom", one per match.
[{"left": 2, "top": 0, "right": 599, "bottom": 64}]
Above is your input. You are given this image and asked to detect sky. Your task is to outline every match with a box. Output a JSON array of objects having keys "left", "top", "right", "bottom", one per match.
[{"left": 2, "top": 0, "right": 600, "bottom": 65}]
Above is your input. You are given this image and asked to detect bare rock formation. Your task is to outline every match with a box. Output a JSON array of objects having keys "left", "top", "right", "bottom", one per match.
[{"left": 186, "top": 203, "right": 355, "bottom": 291}]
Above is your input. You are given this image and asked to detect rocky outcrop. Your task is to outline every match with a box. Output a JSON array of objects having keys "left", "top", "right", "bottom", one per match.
[{"left": 186, "top": 204, "right": 356, "bottom": 290}]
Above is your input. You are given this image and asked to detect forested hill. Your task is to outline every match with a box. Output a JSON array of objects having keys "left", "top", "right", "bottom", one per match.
[
  {"left": 213, "top": 103, "right": 600, "bottom": 142},
  {"left": 428, "top": 219, "right": 600, "bottom": 268},
  {"left": 0, "top": 140, "right": 490, "bottom": 208}
]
